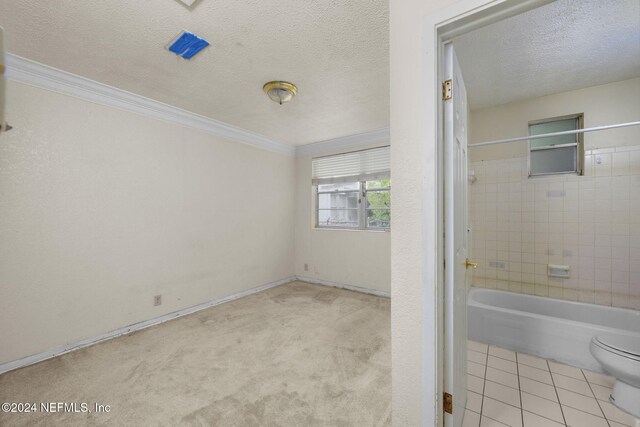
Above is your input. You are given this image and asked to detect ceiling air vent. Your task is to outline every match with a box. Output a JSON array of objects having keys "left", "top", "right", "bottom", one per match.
[{"left": 166, "top": 30, "right": 209, "bottom": 60}]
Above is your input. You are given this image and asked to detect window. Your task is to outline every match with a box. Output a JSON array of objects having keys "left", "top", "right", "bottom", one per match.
[
  {"left": 312, "top": 146, "right": 390, "bottom": 230},
  {"left": 528, "top": 114, "right": 583, "bottom": 177}
]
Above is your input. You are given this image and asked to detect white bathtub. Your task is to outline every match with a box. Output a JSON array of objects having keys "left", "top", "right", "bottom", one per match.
[{"left": 468, "top": 287, "right": 640, "bottom": 372}]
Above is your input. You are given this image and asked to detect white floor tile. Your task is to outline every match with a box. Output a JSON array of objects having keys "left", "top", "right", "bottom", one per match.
[
  {"left": 522, "top": 411, "right": 565, "bottom": 427},
  {"left": 468, "top": 374, "right": 485, "bottom": 394},
  {"left": 485, "top": 380, "right": 521, "bottom": 408},
  {"left": 481, "top": 416, "right": 511, "bottom": 427},
  {"left": 468, "top": 341, "right": 640, "bottom": 427},
  {"left": 519, "top": 377, "right": 558, "bottom": 402},
  {"left": 489, "top": 346, "right": 517, "bottom": 362},
  {"left": 521, "top": 392, "right": 564, "bottom": 423},
  {"left": 561, "top": 405, "right": 608, "bottom": 427},
  {"left": 517, "top": 353, "right": 549, "bottom": 371},
  {"left": 469, "top": 360, "right": 487, "bottom": 378},
  {"left": 556, "top": 388, "right": 604, "bottom": 417},
  {"left": 486, "top": 366, "right": 520, "bottom": 389},
  {"left": 464, "top": 409, "right": 481, "bottom": 427},
  {"left": 469, "top": 340, "right": 489, "bottom": 354},
  {"left": 469, "top": 349, "right": 488, "bottom": 365},
  {"left": 588, "top": 383, "right": 613, "bottom": 401},
  {"left": 519, "top": 364, "right": 553, "bottom": 385},
  {"left": 599, "top": 400, "right": 637, "bottom": 426},
  {"left": 488, "top": 355, "right": 518, "bottom": 374},
  {"left": 582, "top": 369, "right": 616, "bottom": 388},
  {"left": 551, "top": 373, "right": 593, "bottom": 397},
  {"left": 466, "top": 390, "right": 483, "bottom": 413},
  {"left": 548, "top": 361, "right": 584, "bottom": 380},
  {"left": 483, "top": 397, "right": 523, "bottom": 427}
]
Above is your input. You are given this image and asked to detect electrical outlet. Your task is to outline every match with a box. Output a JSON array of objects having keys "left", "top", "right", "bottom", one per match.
[
  {"left": 154, "top": 295, "right": 162, "bottom": 306},
  {"left": 304, "top": 263, "right": 309, "bottom": 271}
]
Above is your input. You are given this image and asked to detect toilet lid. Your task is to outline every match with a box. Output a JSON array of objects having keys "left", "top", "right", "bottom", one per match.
[{"left": 594, "top": 334, "right": 640, "bottom": 358}]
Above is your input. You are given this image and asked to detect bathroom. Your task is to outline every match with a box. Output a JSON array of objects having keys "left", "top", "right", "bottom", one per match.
[{"left": 454, "top": 0, "right": 640, "bottom": 425}]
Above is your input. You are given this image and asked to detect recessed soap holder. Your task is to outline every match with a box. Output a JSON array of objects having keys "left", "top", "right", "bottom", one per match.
[{"left": 548, "top": 264, "right": 570, "bottom": 279}]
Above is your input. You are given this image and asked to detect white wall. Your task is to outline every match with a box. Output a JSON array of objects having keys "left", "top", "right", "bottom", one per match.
[
  {"left": 469, "top": 78, "right": 640, "bottom": 161},
  {"left": 390, "top": 0, "right": 459, "bottom": 425},
  {"left": 0, "top": 81, "right": 295, "bottom": 365},
  {"left": 294, "top": 149, "right": 391, "bottom": 294}
]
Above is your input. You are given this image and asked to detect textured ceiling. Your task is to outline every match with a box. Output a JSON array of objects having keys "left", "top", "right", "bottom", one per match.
[
  {"left": 0, "top": 0, "right": 389, "bottom": 146},
  {"left": 3, "top": 1, "right": 638, "bottom": 143},
  {"left": 454, "top": 0, "right": 640, "bottom": 110}
]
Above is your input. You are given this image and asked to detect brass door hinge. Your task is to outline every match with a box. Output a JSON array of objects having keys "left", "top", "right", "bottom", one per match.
[
  {"left": 444, "top": 392, "right": 453, "bottom": 414},
  {"left": 442, "top": 79, "right": 452, "bottom": 100}
]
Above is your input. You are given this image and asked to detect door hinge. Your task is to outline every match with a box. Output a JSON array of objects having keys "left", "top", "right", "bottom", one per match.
[
  {"left": 444, "top": 392, "right": 453, "bottom": 414},
  {"left": 442, "top": 79, "right": 452, "bottom": 100}
]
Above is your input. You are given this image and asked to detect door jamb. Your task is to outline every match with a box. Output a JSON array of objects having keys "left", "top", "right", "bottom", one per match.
[{"left": 421, "top": 0, "right": 555, "bottom": 424}]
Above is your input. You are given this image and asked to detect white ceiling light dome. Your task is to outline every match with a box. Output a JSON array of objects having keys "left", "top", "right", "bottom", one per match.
[{"left": 263, "top": 81, "right": 298, "bottom": 105}]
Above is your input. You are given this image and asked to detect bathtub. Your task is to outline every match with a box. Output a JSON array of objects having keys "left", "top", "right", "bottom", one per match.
[{"left": 468, "top": 287, "right": 640, "bottom": 372}]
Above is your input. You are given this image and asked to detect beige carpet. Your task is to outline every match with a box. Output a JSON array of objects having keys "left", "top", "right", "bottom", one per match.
[{"left": 0, "top": 281, "right": 391, "bottom": 426}]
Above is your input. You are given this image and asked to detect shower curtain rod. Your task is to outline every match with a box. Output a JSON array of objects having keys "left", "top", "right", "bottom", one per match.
[{"left": 469, "top": 121, "right": 640, "bottom": 148}]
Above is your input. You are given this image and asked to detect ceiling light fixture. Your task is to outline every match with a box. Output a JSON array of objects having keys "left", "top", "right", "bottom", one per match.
[{"left": 263, "top": 81, "right": 297, "bottom": 105}]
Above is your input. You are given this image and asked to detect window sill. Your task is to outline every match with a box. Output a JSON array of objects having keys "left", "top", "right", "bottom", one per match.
[{"left": 312, "top": 227, "right": 390, "bottom": 233}]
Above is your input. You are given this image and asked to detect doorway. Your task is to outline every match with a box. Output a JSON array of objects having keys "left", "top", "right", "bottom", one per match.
[{"left": 444, "top": 0, "right": 640, "bottom": 425}]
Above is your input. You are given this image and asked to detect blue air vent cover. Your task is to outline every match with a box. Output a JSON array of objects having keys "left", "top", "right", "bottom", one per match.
[{"left": 167, "top": 31, "right": 209, "bottom": 60}]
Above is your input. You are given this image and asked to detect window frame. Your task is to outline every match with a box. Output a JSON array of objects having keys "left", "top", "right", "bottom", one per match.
[
  {"left": 315, "top": 180, "right": 391, "bottom": 231},
  {"left": 527, "top": 113, "right": 584, "bottom": 178}
]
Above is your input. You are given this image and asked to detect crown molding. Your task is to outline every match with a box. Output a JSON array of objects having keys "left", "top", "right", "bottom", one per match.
[
  {"left": 5, "top": 54, "right": 296, "bottom": 156},
  {"left": 295, "top": 127, "right": 390, "bottom": 157}
]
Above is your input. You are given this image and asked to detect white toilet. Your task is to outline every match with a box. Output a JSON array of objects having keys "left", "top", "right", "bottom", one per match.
[{"left": 590, "top": 334, "right": 640, "bottom": 419}]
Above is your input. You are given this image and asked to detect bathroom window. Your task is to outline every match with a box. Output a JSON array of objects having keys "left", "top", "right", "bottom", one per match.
[
  {"left": 528, "top": 114, "right": 584, "bottom": 177},
  {"left": 312, "top": 147, "right": 390, "bottom": 230}
]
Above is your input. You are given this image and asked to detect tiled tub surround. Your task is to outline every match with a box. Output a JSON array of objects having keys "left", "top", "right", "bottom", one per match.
[
  {"left": 464, "top": 340, "right": 640, "bottom": 427},
  {"left": 469, "top": 145, "right": 640, "bottom": 309}
]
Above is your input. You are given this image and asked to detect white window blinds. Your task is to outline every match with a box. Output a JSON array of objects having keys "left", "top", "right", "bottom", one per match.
[{"left": 312, "top": 146, "right": 390, "bottom": 185}]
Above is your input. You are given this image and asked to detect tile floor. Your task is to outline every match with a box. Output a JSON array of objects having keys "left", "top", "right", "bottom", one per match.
[{"left": 464, "top": 340, "right": 640, "bottom": 427}]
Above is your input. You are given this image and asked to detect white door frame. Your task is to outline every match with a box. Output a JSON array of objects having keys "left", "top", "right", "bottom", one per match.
[{"left": 421, "top": 0, "right": 554, "bottom": 425}]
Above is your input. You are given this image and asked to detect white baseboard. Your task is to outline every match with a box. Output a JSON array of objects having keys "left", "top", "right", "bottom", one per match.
[
  {"left": 0, "top": 275, "right": 389, "bottom": 375},
  {"left": 295, "top": 275, "right": 391, "bottom": 298},
  {"left": 0, "top": 276, "right": 296, "bottom": 375}
]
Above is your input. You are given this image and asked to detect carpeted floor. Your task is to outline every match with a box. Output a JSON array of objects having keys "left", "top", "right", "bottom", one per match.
[{"left": 0, "top": 281, "right": 391, "bottom": 426}]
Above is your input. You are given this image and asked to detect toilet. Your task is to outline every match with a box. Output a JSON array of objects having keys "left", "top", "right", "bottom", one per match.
[{"left": 590, "top": 334, "right": 640, "bottom": 419}]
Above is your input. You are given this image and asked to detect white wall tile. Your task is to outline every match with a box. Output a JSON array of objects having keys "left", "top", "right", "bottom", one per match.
[{"left": 471, "top": 150, "right": 640, "bottom": 309}]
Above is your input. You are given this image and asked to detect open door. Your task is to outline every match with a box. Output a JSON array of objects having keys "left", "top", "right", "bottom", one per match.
[{"left": 443, "top": 42, "right": 471, "bottom": 427}]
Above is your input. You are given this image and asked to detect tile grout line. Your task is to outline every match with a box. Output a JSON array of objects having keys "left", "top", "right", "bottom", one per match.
[
  {"left": 515, "top": 352, "right": 525, "bottom": 427},
  {"left": 517, "top": 361, "right": 572, "bottom": 426},
  {"left": 483, "top": 379, "right": 554, "bottom": 413},
  {"left": 480, "top": 345, "right": 490, "bottom": 426},
  {"left": 547, "top": 359, "right": 568, "bottom": 426},
  {"left": 580, "top": 369, "right": 612, "bottom": 427},
  {"left": 476, "top": 344, "right": 622, "bottom": 426}
]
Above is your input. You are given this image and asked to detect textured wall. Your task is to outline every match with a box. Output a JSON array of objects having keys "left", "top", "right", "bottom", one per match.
[
  {"left": 390, "top": 0, "right": 458, "bottom": 425},
  {"left": 294, "top": 150, "right": 391, "bottom": 293},
  {"left": 0, "top": 81, "right": 295, "bottom": 364}
]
